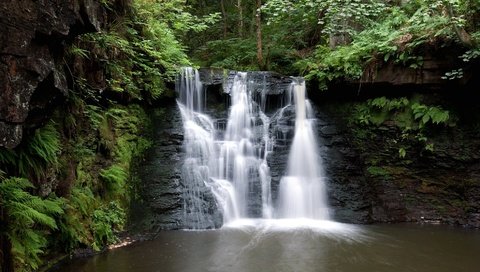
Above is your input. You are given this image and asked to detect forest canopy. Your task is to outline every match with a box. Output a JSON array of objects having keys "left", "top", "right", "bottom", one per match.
[{"left": 185, "top": 0, "right": 479, "bottom": 88}]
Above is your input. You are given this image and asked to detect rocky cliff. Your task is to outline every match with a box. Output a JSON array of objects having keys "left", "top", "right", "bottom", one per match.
[
  {"left": 0, "top": 0, "right": 128, "bottom": 148},
  {"left": 312, "top": 90, "right": 480, "bottom": 228},
  {"left": 163, "top": 69, "right": 480, "bottom": 228},
  {"left": 138, "top": 102, "right": 224, "bottom": 230}
]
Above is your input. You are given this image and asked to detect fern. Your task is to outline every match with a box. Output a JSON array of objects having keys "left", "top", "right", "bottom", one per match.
[
  {"left": 70, "top": 187, "right": 96, "bottom": 216},
  {"left": 0, "top": 148, "right": 16, "bottom": 166},
  {"left": 0, "top": 177, "right": 64, "bottom": 271},
  {"left": 91, "top": 201, "right": 125, "bottom": 251},
  {"left": 66, "top": 44, "right": 90, "bottom": 59},
  {"left": 1, "top": 122, "right": 61, "bottom": 180},
  {"left": 54, "top": 186, "right": 97, "bottom": 253},
  {"left": 84, "top": 105, "right": 105, "bottom": 130},
  {"left": 100, "top": 164, "right": 128, "bottom": 197}
]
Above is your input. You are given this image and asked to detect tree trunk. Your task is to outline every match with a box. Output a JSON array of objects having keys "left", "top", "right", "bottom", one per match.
[
  {"left": 446, "top": 3, "right": 474, "bottom": 47},
  {"left": 220, "top": 0, "right": 228, "bottom": 39},
  {"left": 238, "top": 0, "right": 244, "bottom": 37},
  {"left": 256, "top": 0, "right": 264, "bottom": 69}
]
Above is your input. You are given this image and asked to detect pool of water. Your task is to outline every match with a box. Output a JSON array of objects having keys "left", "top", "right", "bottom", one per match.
[{"left": 52, "top": 221, "right": 480, "bottom": 272}]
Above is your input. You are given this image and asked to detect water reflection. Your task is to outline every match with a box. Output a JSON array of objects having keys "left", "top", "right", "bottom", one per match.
[{"left": 52, "top": 224, "right": 480, "bottom": 272}]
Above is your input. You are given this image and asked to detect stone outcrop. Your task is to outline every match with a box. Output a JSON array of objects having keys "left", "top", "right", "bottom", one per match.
[
  {"left": 357, "top": 46, "right": 478, "bottom": 89},
  {"left": 139, "top": 105, "right": 185, "bottom": 230},
  {"left": 198, "top": 68, "right": 227, "bottom": 86},
  {"left": 0, "top": 0, "right": 127, "bottom": 148},
  {"left": 139, "top": 104, "right": 223, "bottom": 230},
  {"left": 315, "top": 109, "right": 373, "bottom": 224},
  {"left": 223, "top": 71, "right": 293, "bottom": 96},
  {"left": 314, "top": 95, "right": 480, "bottom": 228},
  {"left": 199, "top": 68, "right": 293, "bottom": 95}
]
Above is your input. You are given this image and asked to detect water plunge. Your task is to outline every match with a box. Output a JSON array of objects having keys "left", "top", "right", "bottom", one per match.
[
  {"left": 177, "top": 68, "right": 329, "bottom": 228},
  {"left": 278, "top": 79, "right": 329, "bottom": 220}
]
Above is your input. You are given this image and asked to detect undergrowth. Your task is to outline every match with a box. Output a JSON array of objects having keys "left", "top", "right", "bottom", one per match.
[
  {"left": 352, "top": 96, "right": 455, "bottom": 158},
  {"left": 0, "top": 102, "right": 152, "bottom": 271}
]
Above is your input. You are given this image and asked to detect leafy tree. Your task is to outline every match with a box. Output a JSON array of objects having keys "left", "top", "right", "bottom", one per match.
[
  {"left": 73, "top": 0, "right": 219, "bottom": 102},
  {"left": 187, "top": 0, "right": 479, "bottom": 85}
]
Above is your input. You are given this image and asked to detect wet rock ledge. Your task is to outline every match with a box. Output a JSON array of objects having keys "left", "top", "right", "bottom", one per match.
[{"left": 0, "top": 0, "right": 127, "bottom": 148}]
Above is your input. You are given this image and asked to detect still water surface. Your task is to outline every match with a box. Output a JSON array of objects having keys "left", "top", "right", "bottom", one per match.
[{"left": 53, "top": 221, "right": 480, "bottom": 272}]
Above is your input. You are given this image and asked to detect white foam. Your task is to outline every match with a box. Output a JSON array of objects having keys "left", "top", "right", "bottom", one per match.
[{"left": 222, "top": 218, "right": 367, "bottom": 242}]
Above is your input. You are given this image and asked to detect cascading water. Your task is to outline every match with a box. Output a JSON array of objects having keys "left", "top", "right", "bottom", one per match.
[
  {"left": 277, "top": 79, "right": 329, "bottom": 220},
  {"left": 176, "top": 67, "right": 218, "bottom": 229},
  {"left": 177, "top": 68, "right": 329, "bottom": 228}
]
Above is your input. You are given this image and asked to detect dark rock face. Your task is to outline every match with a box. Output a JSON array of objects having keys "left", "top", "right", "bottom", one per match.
[
  {"left": 198, "top": 68, "right": 227, "bottom": 86},
  {"left": 360, "top": 46, "right": 473, "bottom": 88},
  {"left": 313, "top": 97, "right": 480, "bottom": 228},
  {"left": 267, "top": 82, "right": 480, "bottom": 227},
  {"left": 199, "top": 69, "right": 294, "bottom": 113},
  {"left": 199, "top": 68, "right": 294, "bottom": 96},
  {"left": 268, "top": 105, "right": 295, "bottom": 207},
  {"left": 314, "top": 109, "right": 373, "bottom": 224},
  {"left": 0, "top": 0, "right": 120, "bottom": 148},
  {"left": 139, "top": 104, "right": 222, "bottom": 230},
  {"left": 139, "top": 105, "right": 184, "bottom": 230},
  {"left": 224, "top": 71, "right": 293, "bottom": 96}
]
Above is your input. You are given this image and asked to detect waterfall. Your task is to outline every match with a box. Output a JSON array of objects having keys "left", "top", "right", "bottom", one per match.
[
  {"left": 177, "top": 68, "right": 329, "bottom": 229},
  {"left": 176, "top": 67, "right": 217, "bottom": 229},
  {"left": 277, "top": 80, "right": 329, "bottom": 220}
]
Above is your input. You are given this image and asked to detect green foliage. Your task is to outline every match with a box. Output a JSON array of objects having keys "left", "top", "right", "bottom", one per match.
[
  {"left": 54, "top": 103, "right": 151, "bottom": 255},
  {"left": 411, "top": 103, "right": 450, "bottom": 127},
  {"left": 355, "top": 96, "right": 452, "bottom": 128},
  {"left": 0, "top": 177, "right": 64, "bottom": 271},
  {"left": 187, "top": 0, "right": 305, "bottom": 72},
  {"left": 1, "top": 1, "right": 172, "bottom": 268},
  {"left": 185, "top": 0, "right": 479, "bottom": 77},
  {"left": 91, "top": 201, "right": 125, "bottom": 251},
  {"left": 261, "top": 0, "right": 479, "bottom": 87},
  {"left": 369, "top": 97, "right": 409, "bottom": 111},
  {"left": 199, "top": 38, "right": 260, "bottom": 70},
  {"left": 27, "top": 124, "right": 61, "bottom": 167},
  {"left": 84, "top": 105, "right": 106, "bottom": 130},
  {"left": 263, "top": 0, "right": 387, "bottom": 37},
  {"left": 355, "top": 97, "right": 411, "bottom": 126},
  {"left": 54, "top": 187, "right": 96, "bottom": 253},
  {"left": 66, "top": 44, "right": 89, "bottom": 59},
  {"left": 134, "top": 0, "right": 220, "bottom": 35},
  {"left": 442, "top": 68, "right": 464, "bottom": 80},
  {"left": 0, "top": 101, "right": 152, "bottom": 268},
  {"left": 109, "top": 104, "right": 153, "bottom": 162},
  {"left": 100, "top": 164, "right": 128, "bottom": 198},
  {"left": 0, "top": 122, "right": 61, "bottom": 180},
  {"left": 75, "top": 0, "right": 218, "bottom": 101},
  {"left": 366, "top": 166, "right": 390, "bottom": 178},
  {"left": 353, "top": 96, "right": 454, "bottom": 156}
]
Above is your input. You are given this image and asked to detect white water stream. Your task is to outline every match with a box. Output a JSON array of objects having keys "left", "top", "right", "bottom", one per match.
[{"left": 278, "top": 79, "right": 330, "bottom": 220}]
